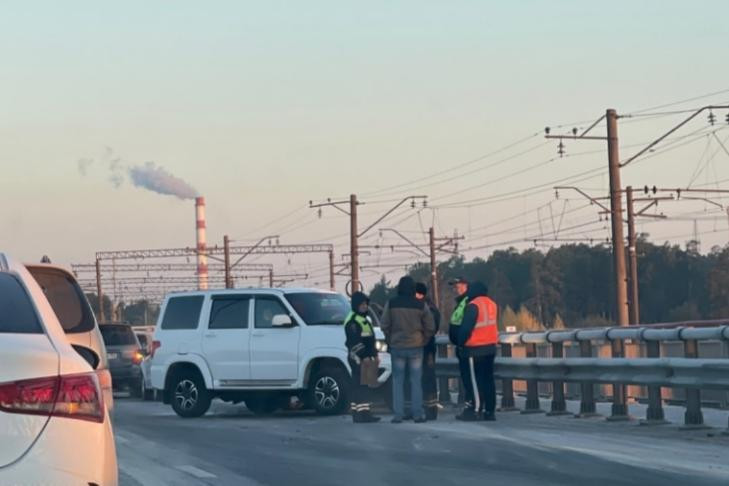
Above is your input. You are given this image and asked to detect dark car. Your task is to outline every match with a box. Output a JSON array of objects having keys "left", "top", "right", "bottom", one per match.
[{"left": 100, "top": 324, "right": 144, "bottom": 398}]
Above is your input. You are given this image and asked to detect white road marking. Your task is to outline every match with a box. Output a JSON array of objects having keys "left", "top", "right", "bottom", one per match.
[
  {"left": 115, "top": 434, "right": 130, "bottom": 444},
  {"left": 176, "top": 465, "right": 218, "bottom": 479}
]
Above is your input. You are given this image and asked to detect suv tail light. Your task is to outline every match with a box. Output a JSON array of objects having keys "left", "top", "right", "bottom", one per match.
[
  {"left": 132, "top": 350, "right": 144, "bottom": 365},
  {"left": 0, "top": 372, "right": 104, "bottom": 423},
  {"left": 150, "top": 340, "right": 161, "bottom": 358}
]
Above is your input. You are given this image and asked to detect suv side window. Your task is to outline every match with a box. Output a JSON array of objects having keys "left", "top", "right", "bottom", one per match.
[
  {"left": 209, "top": 296, "right": 250, "bottom": 330},
  {"left": 161, "top": 296, "right": 204, "bottom": 330},
  {"left": 254, "top": 297, "right": 289, "bottom": 329}
]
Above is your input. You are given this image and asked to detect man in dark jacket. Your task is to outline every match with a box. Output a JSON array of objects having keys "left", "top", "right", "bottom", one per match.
[
  {"left": 456, "top": 281, "right": 498, "bottom": 421},
  {"left": 381, "top": 276, "right": 436, "bottom": 423},
  {"left": 344, "top": 292, "right": 381, "bottom": 423},
  {"left": 415, "top": 282, "right": 441, "bottom": 420},
  {"left": 447, "top": 277, "right": 475, "bottom": 419}
]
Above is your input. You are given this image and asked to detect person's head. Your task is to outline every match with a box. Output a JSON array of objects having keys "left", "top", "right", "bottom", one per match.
[
  {"left": 467, "top": 281, "right": 489, "bottom": 301},
  {"left": 397, "top": 276, "right": 416, "bottom": 297},
  {"left": 415, "top": 282, "right": 428, "bottom": 301},
  {"left": 351, "top": 291, "right": 369, "bottom": 315},
  {"left": 449, "top": 277, "right": 468, "bottom": 297}
]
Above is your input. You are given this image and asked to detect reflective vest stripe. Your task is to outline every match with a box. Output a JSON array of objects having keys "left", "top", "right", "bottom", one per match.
[
  {"left": 344, "top": 312, "right": 374, "bottom": 337},
  {"left": 450, "top": 298, "right": 468, "bottom": 326},
  {"left": 465, "top": 297, "right": 499, "bottom": 347}
]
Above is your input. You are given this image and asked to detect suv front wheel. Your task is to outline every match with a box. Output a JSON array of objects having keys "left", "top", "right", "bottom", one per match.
[
  {"left": 170, "top": 371, "right": 212, "bottom": 418},
  {"left": 307, "top": 366, "right": 349, "bottom": 415}
]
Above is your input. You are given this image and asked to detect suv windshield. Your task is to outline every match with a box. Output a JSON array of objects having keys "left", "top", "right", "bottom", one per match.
[
  {"left": 285, "top": 292, "right": 350, "bottom": 325},
  {"left": 100, "top": 325, "right": 139, "bottom": 346},
  {"left": 26, "top": 266, "right": 95, "bottom": 334}
]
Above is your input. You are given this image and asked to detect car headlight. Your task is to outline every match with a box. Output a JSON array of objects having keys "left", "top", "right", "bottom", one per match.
[{"left": 375, "top": 340, "right": 388, "bottom": 353}]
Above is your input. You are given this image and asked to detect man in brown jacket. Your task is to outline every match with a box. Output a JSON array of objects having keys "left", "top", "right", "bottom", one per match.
[{"left": 381, "top": 276, "right": 436, "bottom": 423}]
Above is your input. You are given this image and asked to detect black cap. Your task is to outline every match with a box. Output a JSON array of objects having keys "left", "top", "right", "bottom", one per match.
[
  {"left": 351, "top": 291, "right": 369, "bottom": 312},
  {"left": 415, "top": 282, "right": 428, "bottom": 296},
  {"left": 448, "top": 276, "right": 468, "bottom": 286}
]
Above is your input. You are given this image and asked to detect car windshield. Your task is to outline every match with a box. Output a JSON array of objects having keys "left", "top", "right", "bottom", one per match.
[
  {"left": 100, "top": 325, "right": 138, "bottom": 346},
  {"left": 284, "top": 292, "right": 350, "bottom": 325}
]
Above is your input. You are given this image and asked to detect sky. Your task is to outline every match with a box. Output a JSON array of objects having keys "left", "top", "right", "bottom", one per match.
[{"left": 2, "top": 1, "right": 729, "bottom": 294}]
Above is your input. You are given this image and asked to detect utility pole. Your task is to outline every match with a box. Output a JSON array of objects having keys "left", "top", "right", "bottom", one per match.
[
  {"left": 607, "top": 108, "right": 629, "bottom": 420},
  {"left": 269, "top": 268, "right": 274, "bottom": 288},
  {"left": 606, "top": 109, "right": 629, "bottom": 327},
  {"left": 329, "top": 250, "right": 335, "bottom": 291},
  {"left": 95, "top": 258, "right": 105, "bottom": 322},
  {"left": 626, "top": 187, "right": 640, "bottom": 325},
  {"left": 310, "top": 195, "right": 426, "bottom": 295},
  {"left": 429, "top": 227, "right": 439, "bottom": 309},
  {"left": 223, "top": 235, "right": 232, "bottom": 289},
  {"left": 349, "top": 194, "right": 360, "bottom": 293}
]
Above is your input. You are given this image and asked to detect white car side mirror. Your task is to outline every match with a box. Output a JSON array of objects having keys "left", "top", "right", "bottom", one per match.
[{"left": 272, "top": 314, "right": 293, "bottom": 327}]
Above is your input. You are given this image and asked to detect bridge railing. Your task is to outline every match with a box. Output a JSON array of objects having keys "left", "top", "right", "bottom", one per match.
[{"left": 434, "top": 322, "right": 729, "bottom": 429}]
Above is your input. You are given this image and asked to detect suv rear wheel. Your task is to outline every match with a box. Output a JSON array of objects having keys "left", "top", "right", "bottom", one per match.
[
  {"left": 169, "top": 371, "right": 211, "bottom": 418},
  {"left": 307, "top": 366, "right": 349, "bottom": 415}
]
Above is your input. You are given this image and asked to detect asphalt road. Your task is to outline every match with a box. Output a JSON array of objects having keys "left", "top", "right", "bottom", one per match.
[{"left": 114, "top": 399, "right": 729, "bottom": 486}]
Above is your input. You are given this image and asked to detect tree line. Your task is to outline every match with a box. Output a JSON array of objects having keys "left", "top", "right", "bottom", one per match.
[{"left": 369, "top": 238, "right": 729, "bottom": 331}]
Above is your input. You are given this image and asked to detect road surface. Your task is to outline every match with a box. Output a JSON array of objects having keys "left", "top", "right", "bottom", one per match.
[{"left": 114, "top": 399, "right": 729, "bottom": 486}]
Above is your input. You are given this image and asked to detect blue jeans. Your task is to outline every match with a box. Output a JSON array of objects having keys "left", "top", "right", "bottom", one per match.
[{"left": 391, "top": 347, "right": 424, "bottom": 419}]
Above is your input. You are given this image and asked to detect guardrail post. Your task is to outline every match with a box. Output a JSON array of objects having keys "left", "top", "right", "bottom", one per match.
[
  {"left": 682, "top": 338, "right": 709, "bottom": 429},
  {"left": 608, "top": 336, "right": 630, "bottom": 421},
  {"left": 498, "top": 343, "right": 518, "bottom": 412},
  {"left": 641, "top": 339, "right": 668, "bottom": 425},
  {"left": 548, "top": 341, "right": 569, "bottom": 416},
  {"left": 575, "top": 339, "right": 600, "bottom": 418},
  {"left": 521, "top": 342, "right": 545, "bottom": 414}
]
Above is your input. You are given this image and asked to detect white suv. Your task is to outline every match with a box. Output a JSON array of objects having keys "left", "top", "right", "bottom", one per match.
[{"left": 151, "top": 288, "right": 391, "bottom": 418}]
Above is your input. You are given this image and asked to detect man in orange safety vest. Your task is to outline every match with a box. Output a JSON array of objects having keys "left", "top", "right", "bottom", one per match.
[{"left": 454, "top": 281, "right": 498, "bottom": 421}]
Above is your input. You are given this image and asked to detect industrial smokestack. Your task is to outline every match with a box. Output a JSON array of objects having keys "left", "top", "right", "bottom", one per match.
[{"left": 195, "top": 197, "right": 209, "bottom": 290}]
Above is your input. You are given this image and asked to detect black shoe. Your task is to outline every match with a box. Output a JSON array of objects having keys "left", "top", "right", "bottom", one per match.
[
  {"left": 391, "top": 417, "right": 403, "bottom": 424},
  {"left": 414, "top": 417, "right": 427, "bottom": 424},
  {"left": 456, "top": 409, "right": 479, "bottom": 422},
  {"left": 425, "top": 407, "right": 438, "bottom": 421},
  {"left": 483, "top": 412, "right": 496, "bottom": 422}
]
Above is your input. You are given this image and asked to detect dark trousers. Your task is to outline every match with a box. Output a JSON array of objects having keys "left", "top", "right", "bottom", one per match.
[
  {"left": 457, "top": 348, "right": 475, "bottom": 407},
  {"left": 422, "top": 342, "right": 438, "bottom": 412},
  {"left": 466, "top": 353, "right": 496, "bottom": 413},
  {"left": 348, "top": 359, "right": 373, "bottom": 413}
]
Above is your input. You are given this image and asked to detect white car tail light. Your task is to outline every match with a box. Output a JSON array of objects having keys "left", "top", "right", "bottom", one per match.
[{"left": 0, "top": 372, "right": 104, "bottom": 423}]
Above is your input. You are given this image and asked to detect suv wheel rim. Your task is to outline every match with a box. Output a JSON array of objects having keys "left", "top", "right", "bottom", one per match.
[
  {"left": 174, "top": 379, "right": 198, "bottom": 410},
  {"left": 314, "top": 376, "right": 339, "bottom": 410}
]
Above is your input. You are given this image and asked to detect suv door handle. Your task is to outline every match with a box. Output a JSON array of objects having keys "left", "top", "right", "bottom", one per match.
[
  {"left": 252, "top": 331, "right": 265, "bottom": 337},
  {"left": 204, "top": 332, "right": 217, "bottom": 338}
]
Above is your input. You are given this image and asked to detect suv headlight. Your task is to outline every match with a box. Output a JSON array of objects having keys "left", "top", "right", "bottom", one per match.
[{"left": 375, "top": 340, "right": 388, "bottom": 353}]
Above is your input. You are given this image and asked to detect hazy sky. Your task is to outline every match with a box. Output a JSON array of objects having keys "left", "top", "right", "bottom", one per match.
[{"left": 2, "top": 1, "right": 729, "bottom": 291}]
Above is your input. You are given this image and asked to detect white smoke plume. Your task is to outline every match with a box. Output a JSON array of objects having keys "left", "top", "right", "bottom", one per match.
[
  {"left": 75, "top": 148, "right": 198, "bottom": 200},
  {"left": 128, "top": 162, "right": 199, "bottom": 200},
  {"left": 77, "top": 157, "right": 94, "bottom": 175},
  {"left": 109, "top": 157, "right": 124, "bottom": 188}
]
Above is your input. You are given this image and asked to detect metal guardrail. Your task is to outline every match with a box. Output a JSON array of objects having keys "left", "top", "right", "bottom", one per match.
[
  {"left": 434, "top": 323, "right": 729, "bottom": 347},
  {"left": 437, "top": 357, "right": 729, "bottom": 389},
  {"left": 434, "top": 324, "right": 729, "bottom": 429}
]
